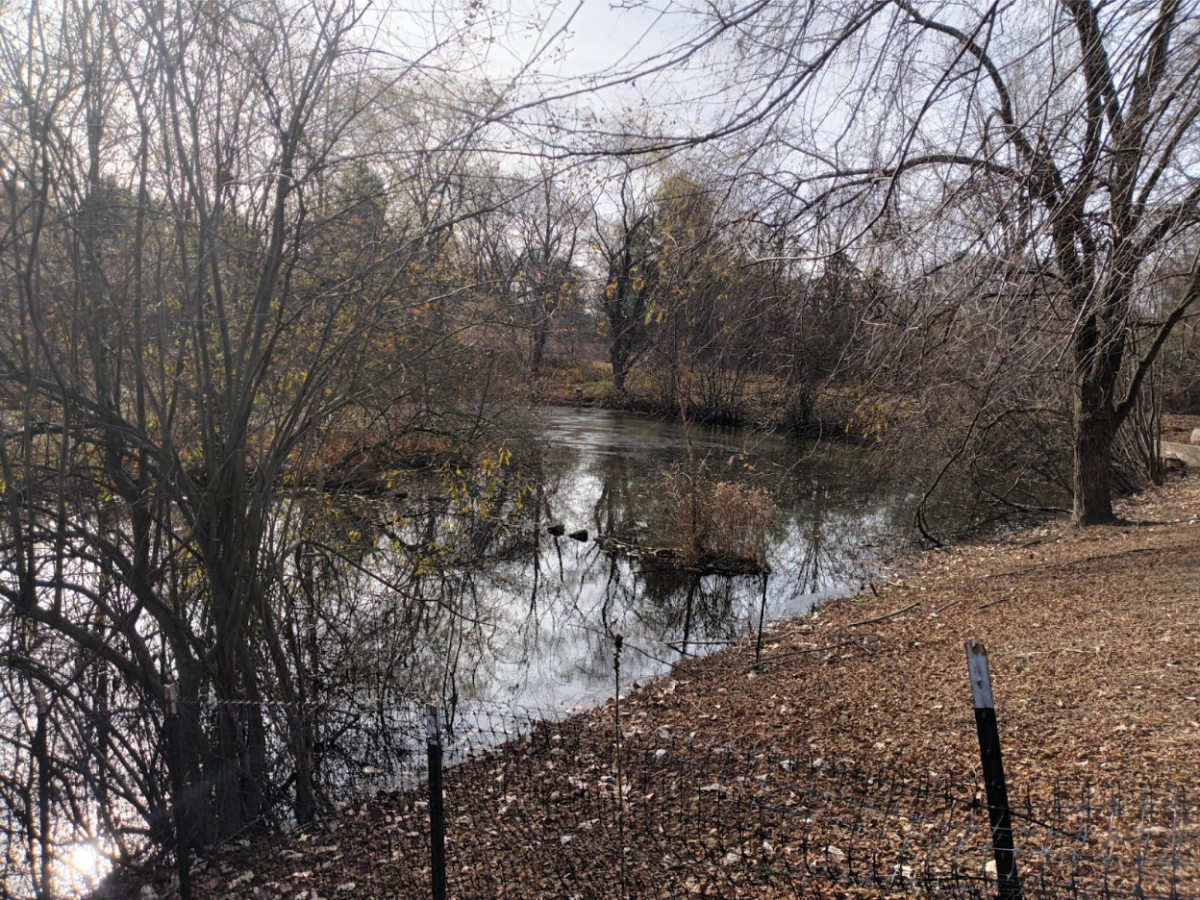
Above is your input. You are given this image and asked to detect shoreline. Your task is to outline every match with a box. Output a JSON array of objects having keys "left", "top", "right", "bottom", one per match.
[{"left": 102, "top": 469, "right": 1200, "bottom": 899}]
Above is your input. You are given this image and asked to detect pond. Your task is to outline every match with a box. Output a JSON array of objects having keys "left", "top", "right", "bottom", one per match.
[
  {"left": 1, "top": 408, "right": 927, "bottom": 896},
  {"left": 459, "top": 408, "right": 919, "bottom": 712}
]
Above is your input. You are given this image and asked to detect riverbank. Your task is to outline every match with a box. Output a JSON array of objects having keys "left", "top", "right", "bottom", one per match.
[
  {"left": 676, "top": 467, "right": 1200, "bottom": 781},
  {"left": 102, "top": 469, "right": 1200, "bottom": 899},
  {"left": 531, "top": 358, "right": 860, "bottom": 437}
]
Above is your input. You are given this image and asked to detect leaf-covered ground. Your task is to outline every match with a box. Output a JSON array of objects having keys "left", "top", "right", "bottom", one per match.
[{"left": 102, "top": 469, "right": 1200, "bottom": 899}]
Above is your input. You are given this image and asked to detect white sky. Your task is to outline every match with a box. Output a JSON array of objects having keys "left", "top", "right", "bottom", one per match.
[
  {"left": 477, "top": 0, "right": 721, "bottom": 133},
  {"left": 488, "top": 1, "right": 695, "bottom": 77}
]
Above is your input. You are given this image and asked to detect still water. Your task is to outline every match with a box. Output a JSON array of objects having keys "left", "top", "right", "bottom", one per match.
[
  {"left": 467, "top": 408, "right": 917, "bottom": 712},
  {"left": 16, "top": 409, "right": 923, "bottom": 896},
  {"left": 0, "top": 409, "right": 936, "bottom": 896}
]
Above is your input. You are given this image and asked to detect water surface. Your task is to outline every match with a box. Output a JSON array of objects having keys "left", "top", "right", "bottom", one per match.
[{"left": 469, "top": 408, "right": 916, "bottom": 711}]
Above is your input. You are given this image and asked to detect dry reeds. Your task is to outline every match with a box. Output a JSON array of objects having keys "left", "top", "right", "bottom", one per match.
[{"left": 661, "top": 472, "right": 775, "bottom": 570}]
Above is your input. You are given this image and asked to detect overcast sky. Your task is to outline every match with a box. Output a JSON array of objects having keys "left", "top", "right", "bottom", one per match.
[
  {"left": 483, "top": 0, "right": 719, "bottom": 123},
  {"left": 490, "top": 1, "right": 696, "bottom": 76}
]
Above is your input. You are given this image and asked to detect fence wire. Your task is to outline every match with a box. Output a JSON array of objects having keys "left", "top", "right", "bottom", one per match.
[{"left": 157, "top": 698, "right": 1197, "bottom": 900}]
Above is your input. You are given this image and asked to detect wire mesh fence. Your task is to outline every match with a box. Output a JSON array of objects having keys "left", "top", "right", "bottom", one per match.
[{"left": 161, "top": 697, "right": 1197, "bottom": 900}]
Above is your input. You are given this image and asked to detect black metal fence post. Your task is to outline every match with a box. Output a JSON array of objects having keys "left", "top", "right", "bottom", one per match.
[
  {"left": 613, "top": 634, "right": 628, "bottom": 899},
  {"left": 426, "top": 704, "right": 447, "bottom": 900},
  {"left": 754, "top": 573, "right": 768, "bottom": 667},
  {"left": 966, "top": 641, "right": 1023, "bottom": 900}
]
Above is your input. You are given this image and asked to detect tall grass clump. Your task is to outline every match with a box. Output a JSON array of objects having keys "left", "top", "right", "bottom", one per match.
[{"left": 661, "top": 473, "right": 776, "bottom": 571}]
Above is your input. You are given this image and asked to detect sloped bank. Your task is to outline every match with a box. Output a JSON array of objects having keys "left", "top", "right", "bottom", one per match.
[{"left": 98, "top": 472, "right": 1200, "bottom": 899}]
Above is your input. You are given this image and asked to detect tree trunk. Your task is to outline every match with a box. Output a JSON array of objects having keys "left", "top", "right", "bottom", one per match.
[
  {"left": 1071, "top": 380, "right": 1119, "bottom": 525},
  {"left": 610, "top": 343, "right": 626, "bottom": 395},
  {"left": 175, "top": 665, "right": 214, "bottom": 848},
  {"left": 530, "top": 322, "right": 547, "bottom": 380}
]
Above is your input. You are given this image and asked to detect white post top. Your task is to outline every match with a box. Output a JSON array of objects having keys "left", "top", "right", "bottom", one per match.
[
  {"left": 426, "top": 703, "right": 441, "bottom": 744},
  {"left": 965, "top": 641, "right": 995, "bottom": 709}
]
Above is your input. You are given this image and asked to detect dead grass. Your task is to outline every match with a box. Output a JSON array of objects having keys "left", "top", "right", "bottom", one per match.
[{"left": 662, "top": 473, "right": 776, "bottom": 569}]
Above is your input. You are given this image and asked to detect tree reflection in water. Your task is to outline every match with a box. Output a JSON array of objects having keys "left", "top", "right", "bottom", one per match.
[
  {"left": 470, "top": 409, "right": 919, "bottom": 710},
  {"left": 0, "top": 409, "right": 919, "bottom": 893}
]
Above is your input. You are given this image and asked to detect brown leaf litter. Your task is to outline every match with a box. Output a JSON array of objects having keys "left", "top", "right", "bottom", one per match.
[{"left": 100, "top": 471, "right": 1200, "bottom": 899}]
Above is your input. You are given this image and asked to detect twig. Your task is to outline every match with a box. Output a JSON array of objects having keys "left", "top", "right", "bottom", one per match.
[
  {"left": 982, "top": 547, "right": 1157, "bottom": 579},
  {"left": 757, "top": 639, "right": 858, "bottom": 664},
  {"left": 767, "top": 627, "right": 818, "bottom": 642},
  {"left": 1019, "top": 534, "right": 1060, "bottom": 549},
  {"left": 841, "top": 600, "right": 921, "bottom": 628},
  {"left": 932, "top": 598, "right": 962, "bottom": 614},
  {"left": 978, "top": 596, "right": 1011, "bottom": 610},
  {"left": 576, "top": 622, "right": 708, "bottom": 679}
]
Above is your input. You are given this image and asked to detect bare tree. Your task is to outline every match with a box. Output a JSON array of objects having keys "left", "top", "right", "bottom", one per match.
[
  {"left": 676, "top": 0, "right": 1200, "bottom": 523},
  {"left": 510, "top": 166, "right": 587, "bottom": 380},
  {"left": 446, "top": 164, "right": 587, "bottom": 382},
  {"left": 0, "top": 0, "right": 536, "bottom": 885},
  {"left": 591, "top": 168, "right": 661, "bottom": 396}
]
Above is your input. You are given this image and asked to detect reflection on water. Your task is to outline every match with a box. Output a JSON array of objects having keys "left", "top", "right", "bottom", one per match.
[
  {"left": 0, "top": 408, "right": 924, "bottom": 895},
  {"left": 5, "top": 391, "right": 1073, "bottom": 900},
  {"left": 450, "top": 408, "right": 916, "bottom": 711}
]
